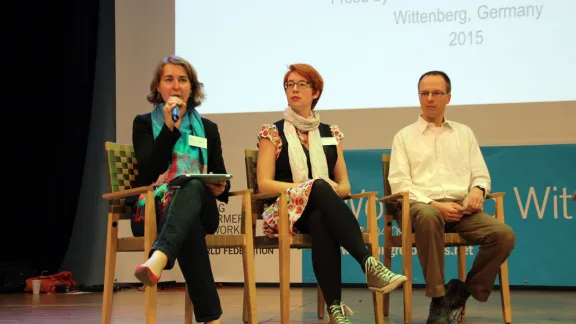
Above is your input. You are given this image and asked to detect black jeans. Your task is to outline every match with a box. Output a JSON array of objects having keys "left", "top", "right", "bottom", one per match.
[
  {"left": 294, "top": 179, "right": 371, "bottom": 306},
  {"left": 131, "top": 179, "right": 221, "bottom": 322}
]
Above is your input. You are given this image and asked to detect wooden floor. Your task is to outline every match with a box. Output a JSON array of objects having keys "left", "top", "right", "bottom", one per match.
[{"left": 0, "top": 286, "right": 573, "bottom": 323}]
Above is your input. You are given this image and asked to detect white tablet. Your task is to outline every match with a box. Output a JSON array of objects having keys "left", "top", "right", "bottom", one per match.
[{"left": 181, "top": 173, "right": 233, "bottom": 184}]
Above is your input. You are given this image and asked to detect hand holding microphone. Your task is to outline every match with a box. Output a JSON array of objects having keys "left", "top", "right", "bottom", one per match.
[{"left": 163, "top": 95, "right": 186, "bottom": 130}]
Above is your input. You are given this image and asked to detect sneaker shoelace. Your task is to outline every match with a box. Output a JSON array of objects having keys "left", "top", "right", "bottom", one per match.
[
  {"left": 445, "top": 280, "right": 467, "bottom": 323},
  {"left": 432, "top": 296, "right": 464, "bottom": 324},
  {"left": 365, "top": 257, "right": 394, "bottom": 281},
  {"left": 328, "top": 303, "right": 354, "bottom": 323},
  {"left": 446, "top": 300, "right": 466, "bottom": 323}
]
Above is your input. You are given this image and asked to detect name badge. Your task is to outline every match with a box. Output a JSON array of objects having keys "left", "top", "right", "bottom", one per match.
[
  {"left": 188, "top": 135, "right": 207, "bottom": 149},
  {"left": 321, "top": 137, "right": 338, "bottom": 146}
]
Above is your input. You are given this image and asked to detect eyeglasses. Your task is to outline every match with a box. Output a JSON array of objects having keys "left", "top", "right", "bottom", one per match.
[
  {"left": 284, "top": 81, "right": 312, "bottom": 90},
  {"left": 419, "top": 91, "right": 447, "bottom": 98}
]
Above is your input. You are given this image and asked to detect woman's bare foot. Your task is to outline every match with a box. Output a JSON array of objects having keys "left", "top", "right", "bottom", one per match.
[{"left": 134, "top": 250, "right": 168, "bottom": 286}]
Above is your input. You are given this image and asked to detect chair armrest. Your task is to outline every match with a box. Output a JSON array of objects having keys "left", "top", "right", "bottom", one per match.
[
  {"left": 378, "top": 192, "right": 409, "bottom": 203},
  {"left": 486, "top": 192, "right": 506, "bottom": 199},
  {"left": 343, "top": 191, "right": 378, "bottom": 200},
  {"left": 251, "top": 192, "right": 282, "bottom": 201},
  {"left": 229, "top": 189, "right": 253, "bottom": 197},
  {"left": 102, "top": 186, "right": 153, "bottom": 200}
]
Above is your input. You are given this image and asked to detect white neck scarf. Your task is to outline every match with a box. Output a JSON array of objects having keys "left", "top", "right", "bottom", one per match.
[{"left": 283, "top": 107, "right": 329, "bottom": 183}]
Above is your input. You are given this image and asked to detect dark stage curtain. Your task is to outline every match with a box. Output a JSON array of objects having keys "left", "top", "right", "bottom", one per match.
[{"left": 1, "top": 0, "right": 100, "bottom": 291}]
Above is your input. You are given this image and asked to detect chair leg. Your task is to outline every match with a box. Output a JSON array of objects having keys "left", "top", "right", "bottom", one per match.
[
  {"left": 382, "top": 245, "right": 391, "bottom": 317},
  {"left": 143, "top": 191, "right": 158, "bottom": 324},
  {"left": 101, "top": 212, "right": 119, "bottom": 324},
  {"left": 316, "top": 285, "right": 324, "bottom": 319},
  {"left": 184, "top": 285, "right": 193, "bottom": 324},
  {"left": 278, "top": 241, "right": 290, "bottom": 324},
  {"left": 400, "top": 200, "right": 413, "bottom": 324},
  {"left": 145, "top": 285, "right": 157, "bottom": 324},
  {"left": 372, "top": 291, "right": 384, "bottom": 324},
  {"left": 278, "top": 194, "right": 291, "bottom": 324},
  {"left": 242, "top": 284, "right": 248, "bottom": 323},
  {"left": 242, "top": 189, "right": 258, "bottom": 324},
  {"left": 499, "top": 260, "right": 512, "bottom": 323},
  {"left": 242, "top": 244, "right": 258, "bottom": 324},
  {"left": 457, "top": 246, "right": 467, "bottom": 319},
  {"left": 457, "top": 247, "right": 467, "bottom": 281},
  {"left": 368, "top": 244, "right": 384, "bottom": 324},
  {"left": 382, "top": 217, "right": 393, "bottom": 318},
  {"left": 402, "top": 241, "right": 413, "bottom": 324}
]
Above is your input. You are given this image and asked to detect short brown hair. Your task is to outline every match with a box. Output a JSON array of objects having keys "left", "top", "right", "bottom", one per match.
[
  {"left": 418, "top": 70, "right": 452, "bottom": 93},
  {"left": 146, "top": 55, "right": 205, "bottom": 109},
  {"left": 283, "top": 63, "right": 324, "bottom": 109}
]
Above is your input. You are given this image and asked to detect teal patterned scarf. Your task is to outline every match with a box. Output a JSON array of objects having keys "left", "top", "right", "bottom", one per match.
[
  {"left": 134, "top": 104, "right": 208, "bottom": 221},
  {"left": 150, "top": 103, "right": 207, "bottom": 176}
]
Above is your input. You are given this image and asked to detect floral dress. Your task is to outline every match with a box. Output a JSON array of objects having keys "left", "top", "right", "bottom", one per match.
[{"left": 257, "top": 123, "right": 344, "bottom": 238}]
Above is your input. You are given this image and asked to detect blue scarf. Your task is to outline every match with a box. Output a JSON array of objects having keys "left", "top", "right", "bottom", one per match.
[
  {"left": 134, "top": 104, "right": 208, "bottom": 221},
  {"left": 151, "top": 103, "right": 208, "bottom": 177}
]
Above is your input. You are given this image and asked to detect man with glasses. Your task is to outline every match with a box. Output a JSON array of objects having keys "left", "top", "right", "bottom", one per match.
[{"left": 388, "top": 71, "right": 516, "bottom": 324}]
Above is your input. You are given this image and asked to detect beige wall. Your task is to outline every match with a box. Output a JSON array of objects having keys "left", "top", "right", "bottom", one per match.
[
  {"left": 115, "top": 2, "right": 575, "bottom": 187},
  {"left": 114, "top": 0, "right": 576, "bottom": 283},
  {"left": 115, "top": 0, "right": 174, "bottom": 144}
]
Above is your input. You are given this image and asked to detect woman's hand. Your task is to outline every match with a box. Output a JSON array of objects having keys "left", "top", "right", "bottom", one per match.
[
  {"left": 163, "top": 96, "right": 187, "bottom": 130},
  {"left": 205, "top": 173, "right": 226, "bottom": 197}
]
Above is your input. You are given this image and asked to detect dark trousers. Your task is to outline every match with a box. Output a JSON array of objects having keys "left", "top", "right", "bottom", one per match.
[
  {"left": 131, "top": 179, "right": 221, "bottom": 322},
  {"left": 294, "top": 179, "right": 371, "bottom": 306}
]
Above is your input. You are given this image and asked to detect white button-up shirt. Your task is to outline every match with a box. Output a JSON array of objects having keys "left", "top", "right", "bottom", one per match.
[{"left": 389, "top": 115, "right": 491, "bottom": 204}]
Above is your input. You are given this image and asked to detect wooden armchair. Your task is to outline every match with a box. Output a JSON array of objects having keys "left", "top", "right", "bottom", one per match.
[
  {"left": 241, "top": 149, "right": 384, "bottom": 324},
  {"left": 378, "top": 153, "right": 512, "bottom": 323},
  {"left": 101, "top": 142, "right": 258, "bottom": 324}
]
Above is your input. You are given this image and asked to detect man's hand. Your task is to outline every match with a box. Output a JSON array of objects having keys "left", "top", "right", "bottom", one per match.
[
  {"left": 431, "top": 201, "right": 470, "bottom": 223},
  {"left": 466, "top": 187, "right": 485, "bottom": 212},
  {"left": 205, "top": 173, "right": 226, "bottom": 197}
]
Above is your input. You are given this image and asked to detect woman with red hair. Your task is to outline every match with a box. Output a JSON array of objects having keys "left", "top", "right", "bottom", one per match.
[{"left": 256, "top": 63, "right": 407, "bottom": 323}]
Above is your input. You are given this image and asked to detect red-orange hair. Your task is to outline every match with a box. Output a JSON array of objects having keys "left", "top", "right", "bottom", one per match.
[{"left": 283, "top": 63, "right": 324, "bottom": 109}]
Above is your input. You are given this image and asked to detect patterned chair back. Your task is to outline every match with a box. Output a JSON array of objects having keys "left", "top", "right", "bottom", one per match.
[{"left": 105, "top": 142, "right": 139, "bottom": 219}]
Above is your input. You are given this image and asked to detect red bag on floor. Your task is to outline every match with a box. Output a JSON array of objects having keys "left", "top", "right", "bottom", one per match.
[{"left": 24, "top": 271, "right": 76, "bottom": 293}]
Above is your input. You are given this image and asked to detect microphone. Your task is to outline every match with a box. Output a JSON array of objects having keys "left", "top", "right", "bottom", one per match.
[{"left": 171, "top": 105, "right": 180, "bottom": 122}]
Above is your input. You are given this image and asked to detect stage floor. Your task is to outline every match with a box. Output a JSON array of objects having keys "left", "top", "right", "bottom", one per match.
[{"left": 0, "top": 286, "right": 573, "bottom": 323}]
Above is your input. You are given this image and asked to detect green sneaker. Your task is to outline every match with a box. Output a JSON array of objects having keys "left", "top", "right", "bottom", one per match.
[
  {"left": 364, "top": 256, "right": 407, "bottom": 293},
  {"left": 328, "top": 302, "right": 354, "bottom": 324}
]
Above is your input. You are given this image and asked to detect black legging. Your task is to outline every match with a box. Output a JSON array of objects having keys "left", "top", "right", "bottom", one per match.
[{"left": 294, "top": 179, "right": 371, "bottom": 306}]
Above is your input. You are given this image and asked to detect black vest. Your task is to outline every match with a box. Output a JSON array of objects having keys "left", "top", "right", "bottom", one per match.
[{"left": 273, "top": 120, "right": 338, "bottom": 183}]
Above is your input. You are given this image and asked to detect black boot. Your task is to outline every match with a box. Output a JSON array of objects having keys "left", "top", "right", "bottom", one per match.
[
  {"left": 444, "top": 279, "right": 470, "bottom": 323},
  {"left": 426, "top": 297, "right": 450, "bottom": 324}
]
